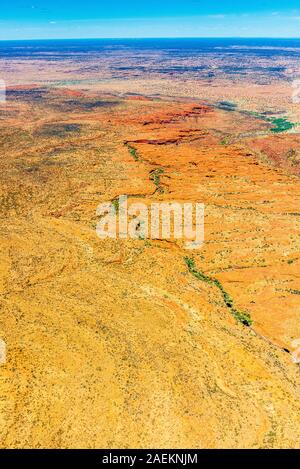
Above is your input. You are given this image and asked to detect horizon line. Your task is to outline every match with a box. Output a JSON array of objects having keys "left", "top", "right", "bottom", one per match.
[{"left": 1, "top": 36, "right": 300, "bottom": 42}]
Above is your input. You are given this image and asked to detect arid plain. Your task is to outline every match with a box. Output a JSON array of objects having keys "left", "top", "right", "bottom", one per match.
[{"left": 1, "top": 40, "right": 300, "bottom": 448}]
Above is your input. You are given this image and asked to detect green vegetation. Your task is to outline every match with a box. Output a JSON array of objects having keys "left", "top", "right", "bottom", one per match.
[
  {"left": 35, "top": 123, "right": 82, "bottom": 138},
  {"left": 217, "top": 101, "right": 237, "bottom": 112},
  {"left": 184, "top": 257, "right": 253, "bottom": 326},
  {"left": 223, "top": 105, "right": 295, "bottom": 134},
  {"left": 268, "top": 117, "right": 294, "bottom": 133},
  {"left": 127, "top": 144, "right": 139, "bottom": 161},
  {"left": 220, "top": 136, "right": 231, "bottom": 145},
  {"left": 245, "top": 111, "right": 294, "bottom": 133},
  {"left": 286, "top": 149, "right": 299, "bottom": 166},
  {"left": 150, "top": 168, "right": 164, "bottom": 186},
  {"left": 243, "top": 110, "right": 262, "bottom": 119},
  {"left": 111, "top": 198, "right": 120, "bottom": 214},
  {"left": 52, "top": 97, "right": 120, "bottom": 112},
  {"left": 149, "top": 168, "right": 165, "bottom": 193},
  {"left": 288, "top": 289, "right": 300, "bottom": 295},
  {"left": 231, "top": 309, "right": 253, "bottom": 326}
]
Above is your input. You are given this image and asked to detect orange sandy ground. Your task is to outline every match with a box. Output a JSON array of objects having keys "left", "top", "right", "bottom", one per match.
[{"left": 0, "top": 89, "right": 300, "bottom": 448}]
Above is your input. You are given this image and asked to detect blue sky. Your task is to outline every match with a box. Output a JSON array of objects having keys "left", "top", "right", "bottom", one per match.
[{"left": 1, "top": 1, "right": 300, "bottom": 39}]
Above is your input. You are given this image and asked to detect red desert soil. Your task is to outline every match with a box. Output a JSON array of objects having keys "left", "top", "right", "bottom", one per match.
[{"left": 0, "top": 87, "right": 300, "bottom": 448}]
